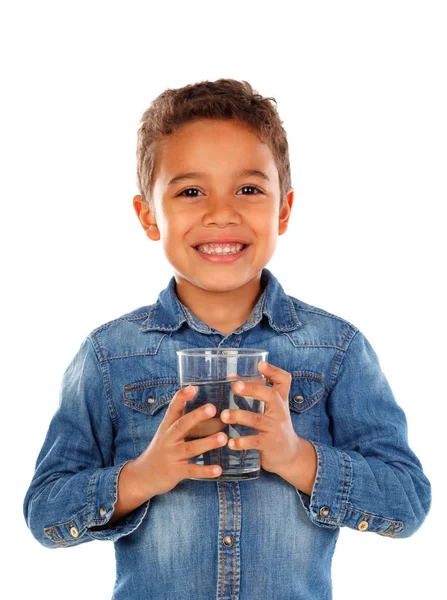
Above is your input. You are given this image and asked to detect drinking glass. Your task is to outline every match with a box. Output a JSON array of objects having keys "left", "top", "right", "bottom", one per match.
[{"left": 176, "top": 348, "right": 268, "bottom": 481}]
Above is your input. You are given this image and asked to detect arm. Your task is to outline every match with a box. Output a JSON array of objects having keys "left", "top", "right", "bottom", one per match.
[
  {"left": 23, "top": 336, "right": 150, "bottom": 548},
  {"left": 282, "top": 329, "right": 431, "bottom": 537}
]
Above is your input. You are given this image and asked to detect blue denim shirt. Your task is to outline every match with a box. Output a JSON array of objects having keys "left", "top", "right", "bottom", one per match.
[{"left": 23, "top": 268, "right": 431, "bottom": 599}]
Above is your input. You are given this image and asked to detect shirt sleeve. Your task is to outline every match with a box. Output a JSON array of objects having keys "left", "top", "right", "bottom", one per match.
[
  {"left": 296, "top": 329, "right": 431, "bottom": 538},
  {"left": 23, "top": 336, "right": 150, "bottom": 548}
]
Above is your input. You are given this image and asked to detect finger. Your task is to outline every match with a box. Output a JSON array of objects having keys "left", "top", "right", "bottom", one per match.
[
  {"left": 257, "top": 361, "right": 292, "bottom": 398},
  {"left": 170, "top": 400, "right": 218, "bottom": 441},
  {"left": 231, "top": 379, "right": 272, "bottom": 406},
  {"left": 186, "top": 417, "right": 226, "bottom": 438},
  {"left": 220, "top": 407, "right": 270, "bottom": 432},
  {"left": 185, "top": 463, "right": 222, "bottom": 479},
  {"left": 160, "top": 385, "right": 197, "bottom": 432},
  {"left": 183, "top": 431, "right": 228, "bottom": 460},
  {"left": 227, "top": 434, "right": 262, "bottom": 451}
]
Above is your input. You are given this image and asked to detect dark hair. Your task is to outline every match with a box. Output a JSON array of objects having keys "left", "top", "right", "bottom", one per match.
[{"left": 136, "top": 79, "right": 292, "bottom": 212}]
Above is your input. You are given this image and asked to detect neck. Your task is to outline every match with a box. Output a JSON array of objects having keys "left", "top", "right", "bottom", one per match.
[{"left": 174, "top": 273, "right": 264, "bottom": 336}]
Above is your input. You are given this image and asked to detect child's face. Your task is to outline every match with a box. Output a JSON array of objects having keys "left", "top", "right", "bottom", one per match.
[{"left": 133, "top": 118, "right": 293, "bottom": 294}]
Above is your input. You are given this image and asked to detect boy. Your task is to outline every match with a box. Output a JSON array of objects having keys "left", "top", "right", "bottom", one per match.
[{"left": 23, "top": 79, "right": 431, "bottom": 599}]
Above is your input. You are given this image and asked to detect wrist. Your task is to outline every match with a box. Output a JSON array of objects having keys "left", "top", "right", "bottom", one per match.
[
  {"left": 279, "top": 436, "right": 317, "bottom": 496},
  {"left": 125, "top": 456, "right": 157, "bottom": 503}
]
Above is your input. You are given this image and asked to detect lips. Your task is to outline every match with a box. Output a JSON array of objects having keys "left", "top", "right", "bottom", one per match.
[{"left": 193, "top": 243, "right": 249, "bottom": 263}]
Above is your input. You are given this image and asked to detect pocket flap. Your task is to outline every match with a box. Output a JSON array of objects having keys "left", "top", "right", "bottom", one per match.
[
  {"left": 123, "top": 377, "right": 179, "bottom": 415},
  {"left": 289, "top": 371, "right": 325, "bottom": 413}
]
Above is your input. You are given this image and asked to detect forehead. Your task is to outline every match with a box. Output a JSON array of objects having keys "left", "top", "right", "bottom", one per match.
[{"left": 154, "top": 119, "right": 278, "bottom": 184}]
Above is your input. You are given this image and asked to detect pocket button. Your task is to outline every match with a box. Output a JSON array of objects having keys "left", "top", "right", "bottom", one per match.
[
  {"left": 147, "top": 396, "right": 155, "bottom": 404},
  {"left": 358, "top": 520, "right": 369, "bottom": 531},
  {"left": 293, "top": 394, "right": 305, "bottom": 404},
  {"left": 70, "top": 526, "right": 79, "bottom": 538}
]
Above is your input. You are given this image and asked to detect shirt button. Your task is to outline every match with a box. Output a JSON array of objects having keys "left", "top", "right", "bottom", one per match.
[
  {"left": 147, "top": 396, "right": 155, "bottom": 404},
  {"left": 358, "top": 520, "right": 369, "bottom": 531},
  {"left": 319, "top": 506, "right": 330, "bottom": 518},
  {"left": 223, "top": 535, "right": 234, "bottom": 546},
  {"left": 99, "top": 507, "right": 107, "bottom": 518},
  {"left": 70, "top": 526, "right": 79, "bottom": 538},
  {"left": 293, "top": 394, "right": 305, "bottom": 404}
]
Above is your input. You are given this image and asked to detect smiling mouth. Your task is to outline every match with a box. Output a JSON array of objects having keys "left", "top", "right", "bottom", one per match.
[{"left": 194, "top": 243, "right": 248, "bottom": 256}]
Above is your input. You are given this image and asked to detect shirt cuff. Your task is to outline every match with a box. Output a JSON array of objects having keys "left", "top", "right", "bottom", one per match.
[
  {"left": 296, "top": 442, "right": 404, "bottom": 536},
  {"left": 43, "top": 461, "right": 150, "bottom": 545}
]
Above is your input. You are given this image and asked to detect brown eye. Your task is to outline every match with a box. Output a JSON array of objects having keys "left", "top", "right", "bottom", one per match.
[
  {"left": 237, "top": 186, "right": 262, "bottom": 195},
  {"left": 177, "top": 188, "right": 204, "bottom": 197}
]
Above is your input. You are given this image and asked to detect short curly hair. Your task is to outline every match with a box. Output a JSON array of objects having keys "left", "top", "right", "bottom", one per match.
[{"left": 136, "top": 78, "right": 292, "bottom": 211}]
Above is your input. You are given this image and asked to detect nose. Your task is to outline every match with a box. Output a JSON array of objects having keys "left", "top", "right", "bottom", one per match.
[{"left": 202, "top": 195, "right": 242, "bottom": 227}]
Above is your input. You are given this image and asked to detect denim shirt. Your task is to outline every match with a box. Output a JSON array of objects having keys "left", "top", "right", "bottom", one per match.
[{"left": 23, "top": 268, "right": 431, "bottom": 600}]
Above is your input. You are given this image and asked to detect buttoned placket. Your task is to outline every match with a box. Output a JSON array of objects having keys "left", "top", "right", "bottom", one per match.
[
  {"left": 181, "top": 305, "right": 258, "bottom": 599},
  {"left": 214, "top": 331, "right": 243, "bottom": 600}
]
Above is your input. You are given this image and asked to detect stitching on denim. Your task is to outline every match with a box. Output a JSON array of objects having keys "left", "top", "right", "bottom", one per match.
[
  {"left": 316, "top": 397, "right": 321, "bottom": 443},
  {"left": 335, "top": 452, "right": 347, "bottom": 521},
  {"left": 87, "top": 469, "right": 97, "bottom": 523},
  {"left": 287, "top": 298, "right": 295, "bottom": 323},
  {"left": 283, "top": 333, "right": 347, "bottom": 351},
  {"left": 312, "top": 443, "right": 324, "bottom": 502},
  {"left": 289, "top": 372, "right": 325, "bottom": 414},
  {"left": 234, "top": 483, "right": 241, "bottom": 598},
  {"left": 130, "top": 404, "right": 139, "bottom": 456},
  {"left": 338, "top": 451, "right": 352, "bottom": 522},
  {"left": 218, "top": 483, "right": 226, "bottom": 600},
  {"left": 91, "top": 311, "right": 151, "bottom": 336},
  {"left": 295, "top": 305, "right": 358, "bottom": 328},
  {"left": 294, "top": 343, "right": 346, "bottom": 350},
  {"left": 180, "top": 303, "right": 210, "bottom": 333},
  {"left": 291, "top": 371, "right": 324, "bottom": 383},
  {"left": 142, "top": 304, "right": 184, "bottom": 331},
  {"left": 344, "top": 506, "right": 404, "bottom": 527},
  {"left": 44, "top": 506, "right": 91, "bottom": 542},
  {"left": 98, "top": 333, "right": 168, "bottom": 363},
  {"left": 124, "top": 377, "right": 177, "bottom": 391},
  {"left": 328, "top": 326, "right": 356, "bottom": 393},
  {"left": 89, "top": 334, "right": 120, "bottom": 434}
]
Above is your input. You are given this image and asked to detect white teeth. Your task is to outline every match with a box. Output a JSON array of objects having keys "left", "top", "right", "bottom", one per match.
[{"left": 196, "top": 243, "right": 245, "bottom": 255}]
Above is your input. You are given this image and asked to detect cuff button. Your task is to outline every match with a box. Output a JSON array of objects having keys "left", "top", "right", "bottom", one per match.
[
  {"left": 99, "top": 507, "right": 107, "bottom": 518},
  {"left": 319, "top": 506, "right": 330, "bottom": 518},
  {"left": 70, "top": 526, "right": 79, "bottom": 538},
  {"left": 358, "top": 520, "right": 369, "bottom": 531}
]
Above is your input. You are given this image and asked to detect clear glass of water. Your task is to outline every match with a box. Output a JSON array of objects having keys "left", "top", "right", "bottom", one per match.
[{"left": 176, "top": 348, "right": 268, "bottom": 481}]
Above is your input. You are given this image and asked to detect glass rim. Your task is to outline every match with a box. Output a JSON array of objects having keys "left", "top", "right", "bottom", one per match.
[{"left": 176, "top": 348, "right": 268, "bottom": 358}]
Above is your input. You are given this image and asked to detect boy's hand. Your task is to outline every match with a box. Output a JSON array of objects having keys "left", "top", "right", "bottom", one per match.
[
  {"left": 221, "top": 361, "right": 302, "bottom": 478},
  {"left": 134, "top": 386, "right": 228, "bottom": 498}
]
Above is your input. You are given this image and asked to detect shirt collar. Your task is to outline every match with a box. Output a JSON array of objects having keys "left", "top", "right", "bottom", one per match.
[{"left": 140, "top": 268, "right": 301, "bottom": 334}]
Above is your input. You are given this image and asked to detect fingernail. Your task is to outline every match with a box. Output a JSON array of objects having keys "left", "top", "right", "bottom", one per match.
[
  {"left": 235, "top": 381, "right": 244, "bottom": 392},
  {"left": 221, "top": 410, "right": 229, "bottom": 421}
]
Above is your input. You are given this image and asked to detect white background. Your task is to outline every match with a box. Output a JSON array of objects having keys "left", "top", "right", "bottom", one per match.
[{"left": 1, "top": 1, "right": 445, "bottom": 598}]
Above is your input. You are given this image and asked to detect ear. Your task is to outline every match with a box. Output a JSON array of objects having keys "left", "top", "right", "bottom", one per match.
[
  {"left": 278, "top": 188, "right": 294, "bottom": 235},
  {"left": 133, "top": 195, "right": 160, "bottom": 241}
]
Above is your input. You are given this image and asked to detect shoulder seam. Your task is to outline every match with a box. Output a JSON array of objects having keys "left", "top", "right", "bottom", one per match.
[
  {"left": 290, "top": 298, "right": 358, "bottom": 330},
  {"left": 328, "top": 326, "right": 359, "bottom": 392},
  {"left": 89, "top": 308, "right": 154, "bottom": 337},
  {"left": 87, "top": 334, "right": 120, "bottom": 432}
]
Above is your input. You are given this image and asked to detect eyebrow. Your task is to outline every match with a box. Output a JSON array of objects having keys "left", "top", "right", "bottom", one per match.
[{"left": 167, "top": 169, "right": 271, "bottom": 187}]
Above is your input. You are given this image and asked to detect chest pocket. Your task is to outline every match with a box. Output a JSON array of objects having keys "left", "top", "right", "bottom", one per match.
[
  {"left": 288, "top": 371, "right": 325, "bottom": 442},
  {"left": 123, "top": 377, "right": 178, "bottom": 457}
]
